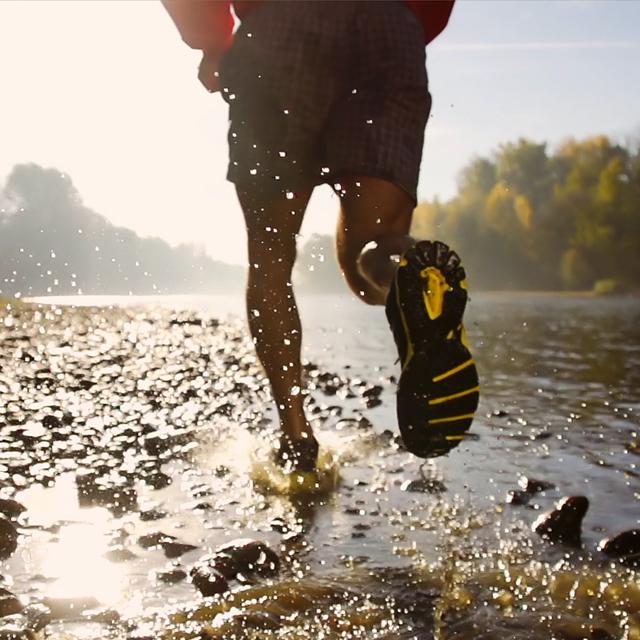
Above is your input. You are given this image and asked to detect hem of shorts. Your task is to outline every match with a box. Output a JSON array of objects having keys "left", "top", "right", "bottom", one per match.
[
  {"left": 226, "top": 166, "right": 418, "bottom": 206},
  {"left": 226, "top": 166, "right": 320, "bottom": 194},
  {"left": 324, "top": 167, "right": 418, "bottom": 207}
]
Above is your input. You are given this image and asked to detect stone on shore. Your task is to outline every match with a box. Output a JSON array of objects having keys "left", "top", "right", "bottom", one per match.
[{"left": 533, "top": 496, "right": 589, "bottom": 545}]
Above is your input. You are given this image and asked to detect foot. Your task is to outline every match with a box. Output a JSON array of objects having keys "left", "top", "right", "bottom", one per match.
[
  {"left": 386, "top": 240, "right": 480, "bottom": 458},
  {"left": 275, "top": 432, "right": 319, "bottom": 473}
]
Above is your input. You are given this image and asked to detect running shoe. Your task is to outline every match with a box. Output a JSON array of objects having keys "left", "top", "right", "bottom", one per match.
[
  {"left": 385, "top": 240, "right": 479, "bottom": 457},
  {"left": 275, "top": 433, "right": 319, "bottom": 473}
]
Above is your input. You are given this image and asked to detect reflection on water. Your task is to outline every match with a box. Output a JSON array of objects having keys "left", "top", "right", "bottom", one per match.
[
  {"left": 18, "top": 476, "right": 129, "bottom": 607},
  {"left": 3, "top": 293, "right": 640, "bottom": 639}
]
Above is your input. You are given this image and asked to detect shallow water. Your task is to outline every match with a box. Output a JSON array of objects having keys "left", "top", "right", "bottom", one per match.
[{"left": 2, "top": 293, "right": 639, "bottom": 639}]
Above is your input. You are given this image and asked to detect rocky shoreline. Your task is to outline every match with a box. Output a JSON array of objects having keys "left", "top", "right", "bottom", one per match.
[{"left": 1, "top": 301, "right": 639, "bottom": 640}]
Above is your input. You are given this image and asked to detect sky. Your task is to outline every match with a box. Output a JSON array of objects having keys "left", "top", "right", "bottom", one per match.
[{"left": 1, "top": 0, "right": 639, "bottom": 265}]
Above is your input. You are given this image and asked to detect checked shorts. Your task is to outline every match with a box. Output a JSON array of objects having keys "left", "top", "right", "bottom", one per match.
[{"left": 218, "top": 1, "right": 431, "bottom": 204}]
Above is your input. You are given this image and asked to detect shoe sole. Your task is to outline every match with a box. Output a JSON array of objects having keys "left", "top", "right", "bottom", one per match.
[{"left": 393, "top": 240, "right": 479, "bottom": 457}]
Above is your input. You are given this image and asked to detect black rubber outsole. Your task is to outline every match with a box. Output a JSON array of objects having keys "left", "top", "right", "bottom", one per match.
[{"left": 392, "top": 241, "right": 479, "bottom": 458}]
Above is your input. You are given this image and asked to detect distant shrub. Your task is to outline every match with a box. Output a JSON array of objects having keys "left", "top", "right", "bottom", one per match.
[{"left": 592, "top": 278, "right": 623, "bottom": 296}]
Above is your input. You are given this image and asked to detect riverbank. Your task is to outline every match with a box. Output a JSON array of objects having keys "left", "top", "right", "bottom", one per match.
[{"left": 1, "top": 300, "right": 638, "bottom": 639}]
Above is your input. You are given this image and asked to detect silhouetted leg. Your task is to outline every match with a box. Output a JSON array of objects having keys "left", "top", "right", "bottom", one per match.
[
  {"left": 236, "top": 184, "right": 318, "bottom": 470},
  {"left": 335, "top": 175, "right": 415, "bottom": 305}
]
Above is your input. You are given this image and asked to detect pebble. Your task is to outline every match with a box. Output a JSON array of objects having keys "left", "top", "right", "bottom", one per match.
[
  {"left": 518, "top": 476, "right": 555, "bottom": 494},
  {"left": 400, "top": 478, "right": 447, "bottom": 494},
  {"left": 137, "top": 532, "right": 176, "bottom": 550},
  {"left": 163, "top": 541, "right": 198, "bottom": 559},
  {"left": 0, "top": 500, "right": 25, "bottom": 521},
  {"left": 597, "top": 529, "right": 640, "bottom": 558},
  {"left": 189, "top": 565, "right": 229, "bottom": 597},
  {"left": 0, "top": 517, "right": 18, "bottom": 560},
  {"left": 0, "top": 588, "right": 22, "bottom": 618},
  {"left": 533, "top": 496, "right": 589, "bottom": 545},
  {"left": 506, "top": 489, "right": 530, "bottom": 506},
  {"left": 154, "top": 568, "right": 187, "bottom": 584}
]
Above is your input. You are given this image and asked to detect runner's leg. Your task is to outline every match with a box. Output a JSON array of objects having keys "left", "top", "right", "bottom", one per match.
[
  {"left": 236, "top": 185, "right": 318, "bottom": 469},
  {"left": 336, "top": 175, "right": 415, "bottom": 305}
]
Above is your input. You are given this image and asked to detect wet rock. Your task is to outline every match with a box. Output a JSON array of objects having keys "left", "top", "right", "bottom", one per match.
[
  {"left": 518, "top": 476, "right": 555, "bottom": 494},
  {"left": 163, "top": 541, "right": 198, "bottom": 558},
  {"left": 41, "top": 415, "right": 61, "bottom": 429},
  {"left": 533, "top": 496, "right": 589, "bottom": 545},
  {"left": 154, "top": 568, "right": 187, "bottom": 584},
  {"left": 194, "top": 539, "right": 280, "bottom": 586},
  {"left": 269, "top": 517, "right": 291, "bottom": 534},
  {"left": 142, "top": 471, "right": 172, "bottom": 490},
  {"left": 356, "top": 416, "right": 374, "bottom": 430},
  {"left": 0, "top": 588, "right": 23, "bottom": 618},
  {"left": 137, "top": 532, "right": 176, "bottom": 550},
  {"left": 506, "top": 489, "right": 530, "bottom": 506},
  {"left": 189, "top": 563, "right": 229, "bottom": 597},
  {"left": 400, "top": 478, "right": 447, "bottom": 494},
  {"left": 0, "top": 500, "right": 25, "bottom": 521},
  {"left": 361, "top": 384, "right": 383, "bottom": 399},
  {"left": 217, "top": 538, "right": 280, "bottom": 579},
  {"left": 139, "top": 508, "right": 167, "bottom": 521},
  {"left": 597, "top": 529, "right": 640, "bottom": 558},
  {"left": 20, "top": 603, "right": 51, "bottom": 632},
  {"left": 188, "top": 501, "right": 214, "bottom": 512},
  {"left": 0, "top": 517, "right": 18, "bottom": 559}
]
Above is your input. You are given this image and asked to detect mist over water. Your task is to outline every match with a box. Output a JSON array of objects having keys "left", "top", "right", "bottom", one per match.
[{"left": 2, "top": 292, "right": 636, "bottom": 639}]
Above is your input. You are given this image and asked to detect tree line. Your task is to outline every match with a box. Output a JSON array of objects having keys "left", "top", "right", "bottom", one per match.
[
  {"left": 412, "top": 135, "right": 640, "bottom": 292},
  {"left": 0, "top": 164, "right": 243, "bottom": 297},
  {"left": 3, "top": 135, "right": 639, "bottom": 299}
]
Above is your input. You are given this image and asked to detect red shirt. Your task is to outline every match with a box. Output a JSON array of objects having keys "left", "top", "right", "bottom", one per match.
[{"left": 163, "top": 1, "right": 454, "bottom": 53}]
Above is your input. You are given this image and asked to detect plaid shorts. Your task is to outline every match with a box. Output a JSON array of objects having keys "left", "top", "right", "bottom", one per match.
[{"left": 218, "top": 1, "right": 431, "bottom": 203}]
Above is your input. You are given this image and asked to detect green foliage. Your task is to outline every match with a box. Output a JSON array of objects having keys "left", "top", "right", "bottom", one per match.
[
  {"left": 592, "top": 278, "right": 624, "bottom": 296},
  {"left": 412, "top": 135, "right": 640, "bottom": 291}
]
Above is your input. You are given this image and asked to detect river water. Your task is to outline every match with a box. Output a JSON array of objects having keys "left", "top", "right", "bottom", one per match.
[{"left": 3, "top": 292, "right": 640, "bottom": 639}]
